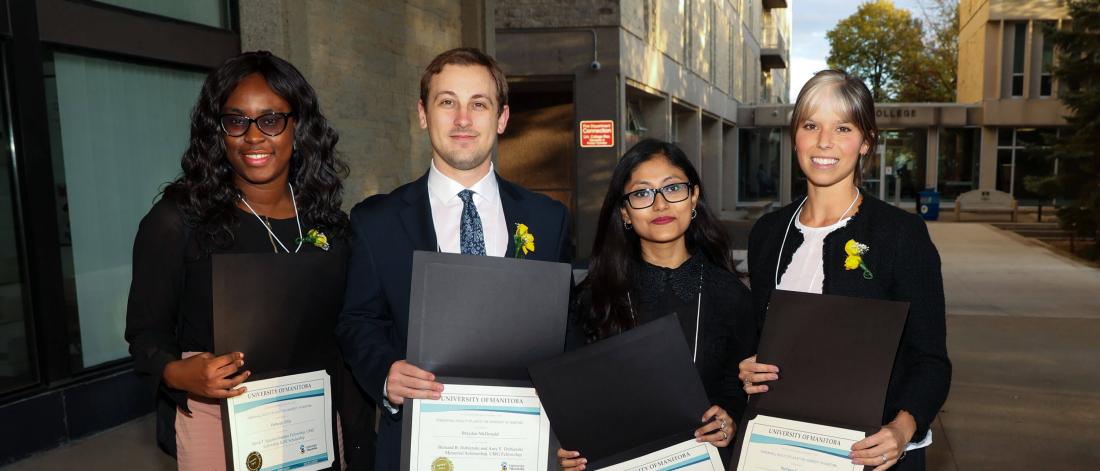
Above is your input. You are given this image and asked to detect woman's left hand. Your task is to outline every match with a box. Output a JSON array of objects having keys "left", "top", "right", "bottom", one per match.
[
  {"left": 849, "top": 411, "right": 916, "bottom": 470},
  {"left": 693, "top": 405, "right": 734, "bottom": 447}
]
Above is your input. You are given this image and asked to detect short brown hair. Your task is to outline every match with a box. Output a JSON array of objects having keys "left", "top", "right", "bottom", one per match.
[
  {"left": 419, "top": 47, "right": 509, "bottom": 115},
  {"left": 790, "top": 70, "right": 878, "bottom": 184}
]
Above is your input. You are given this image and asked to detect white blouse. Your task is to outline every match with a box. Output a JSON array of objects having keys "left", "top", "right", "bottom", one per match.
[{"left": 775, "top": 215, "right": 851, "bottom": 294}]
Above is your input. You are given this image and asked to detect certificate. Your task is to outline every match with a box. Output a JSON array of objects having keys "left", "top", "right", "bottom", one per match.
[
  {"left": 735, "top": 415, "right": 864, "bottom": 471},
  {"left": 225, "top": 370, "right": 334, "bottom": 471},
  {"left": 408, "top": 383, "right": 551, "bottom": 471},
  {"left": 599, "top": 439, "right": 724, "bottom": 471}
]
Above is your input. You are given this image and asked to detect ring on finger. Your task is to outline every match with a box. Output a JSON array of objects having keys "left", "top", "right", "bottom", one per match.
[
  {"left": 719, "top": 419, "right": 726, "bottom": 430},
  {"left": 721, "top": 431, "right": 728, "bottom": 441},
  {"left": 881, "top": 453, "right": 887, "bottom": 464}
]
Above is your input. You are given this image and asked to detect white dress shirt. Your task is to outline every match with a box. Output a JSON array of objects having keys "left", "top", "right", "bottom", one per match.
[
  {"left": 426, "top": 160, "right": 508, "bottom": 257},
  {"left": 382, "top": 160, "right": 510, "bottom": 413}
]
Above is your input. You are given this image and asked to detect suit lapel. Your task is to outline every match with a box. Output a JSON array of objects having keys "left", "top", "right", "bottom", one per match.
[
  {"left": 497, "top": 174, "right": 527, "bottom": 259},
  {"left": 399, "top": 173, "right": 438, "bottom": 252}
]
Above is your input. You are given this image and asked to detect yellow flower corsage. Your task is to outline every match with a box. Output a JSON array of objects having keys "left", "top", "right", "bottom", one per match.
[
  {"left": 513, "top": 223, "right": 535, "bottom": 258},
  {"left": 297, "top": 228, "right": 330, "bottom": 251},
  {"left": 843, "top": 239, "right": 873, "bottom": 279}
]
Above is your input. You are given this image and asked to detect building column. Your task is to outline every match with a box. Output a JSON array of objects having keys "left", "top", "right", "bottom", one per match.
[
  {"left": 979, "top": 126, "right": 998, "bottom": 190},
  {"left": 722, "top": 124, "right": 739, "bottom": 214},
  {"left": 779, "top": 128, "right": 793, "bottom": 205},
  {"left": 927, "top": 126, "right": 940, "bottom": 190},
  {"left": 701, "top": 115, "right": 722, "bottom": 212}
]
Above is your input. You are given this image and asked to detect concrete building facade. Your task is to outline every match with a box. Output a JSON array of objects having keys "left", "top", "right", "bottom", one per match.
[
  {"left": 957, "top": 0, "right": 1071, "bottom": 202},
  {"left": 737, "top": 0, "right": 1073, "bottom": 210},
  {"left": 494, "top": 0, "right": 791, "bottom": 260}
]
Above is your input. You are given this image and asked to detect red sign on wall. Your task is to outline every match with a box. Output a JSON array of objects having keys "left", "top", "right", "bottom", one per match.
[{"left": 579, "top": 120, "right": 615, "bottom": 148}]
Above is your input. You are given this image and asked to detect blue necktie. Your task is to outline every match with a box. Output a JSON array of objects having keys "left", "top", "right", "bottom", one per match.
[{"left": 458, "top": 189, "right": 486, "bottom": 255}]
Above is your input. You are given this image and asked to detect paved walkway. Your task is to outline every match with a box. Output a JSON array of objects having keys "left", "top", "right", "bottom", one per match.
[
  {"left": 924, "top": 223, "right": 1100, "bottom": 470},
  {"left": 5, "top": 222, "right": 1099, "bottom": 470}
]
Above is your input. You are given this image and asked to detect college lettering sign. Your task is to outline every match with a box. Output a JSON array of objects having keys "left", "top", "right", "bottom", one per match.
[{"left": 874, "top": 107, "right": 936, "bottom": 126}]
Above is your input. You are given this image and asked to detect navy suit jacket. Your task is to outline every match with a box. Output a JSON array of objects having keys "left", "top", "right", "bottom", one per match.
[{"left": 335, "top": 172, "right": 571, "bottom": 469}]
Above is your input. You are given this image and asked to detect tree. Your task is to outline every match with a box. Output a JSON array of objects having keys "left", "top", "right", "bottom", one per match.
[
  {"left": 897, "top": 0, "right": 958, "bottom": 102},
  {"left": 1024, "top": 0, "right": 1100, "bottom": 258},
  {"left": 826, "top": 0, "right": 925, "bottom": 102}
]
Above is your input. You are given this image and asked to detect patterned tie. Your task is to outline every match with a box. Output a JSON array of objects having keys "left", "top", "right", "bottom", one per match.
[{"left": 457, "top": 189, "right": 486, "bottom": 255}]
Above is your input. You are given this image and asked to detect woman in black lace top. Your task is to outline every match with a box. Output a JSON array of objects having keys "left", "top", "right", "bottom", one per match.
[{"left": 558, "top": 139, "right": 757, "bottom": 470}]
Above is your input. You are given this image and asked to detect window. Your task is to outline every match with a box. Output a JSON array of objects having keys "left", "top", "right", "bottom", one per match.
[
  {"left": 0, "top": 50, "right": 35, "bottom": 395},
  {"left": 1039, "top": 22, "right": 1055, "bottom": 97},
  {"left": 739, "top": 128, "right": 781, "bottom": 202},
  {"left": 94, "top": 0, "right": 231, "bottom": 29},
  {"left": 937, "top": 128, "right": 981, "bottom": 200},
  {"left": 1012, "top": 23, "right": 1026, "bottom": 97},
  {"left": 995, "top": 128, "right": 1059, "bottom": 203},
  {"left": 44, "top": 52, "right": 205, "bottom": 369}
]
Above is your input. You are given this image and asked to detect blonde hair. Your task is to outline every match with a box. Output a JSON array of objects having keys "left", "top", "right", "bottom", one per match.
[{"left": 790, "top": 70, "right": 877, "bottom": 184}]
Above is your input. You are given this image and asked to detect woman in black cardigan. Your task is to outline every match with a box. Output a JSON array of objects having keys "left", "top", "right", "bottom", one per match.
[
  {"left": 739, "top": 70, "right": 951, "bottom": 471},
  {"left": 558, "top": 139, "right": 757, "bottom": 470}
]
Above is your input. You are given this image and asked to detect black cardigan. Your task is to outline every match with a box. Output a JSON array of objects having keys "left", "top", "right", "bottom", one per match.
[{"left": 747, "top": 193, "right": 951, "bottom": 440}]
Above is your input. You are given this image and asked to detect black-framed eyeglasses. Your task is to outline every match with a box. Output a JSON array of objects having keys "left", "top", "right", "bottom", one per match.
[
  {"left": 621, "top": 182, "right": 693, "bottom": 209},
  {"left": 218, "top": 112, "right": 297, "bottom": 137}
]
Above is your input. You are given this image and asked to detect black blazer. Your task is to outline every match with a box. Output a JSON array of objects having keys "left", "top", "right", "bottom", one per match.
[
  {"left": 747, "top": 193, "right": 951, "bottom": 442},
  {"left": 335, "top": 172, "right": 571, "bottom": 469}
]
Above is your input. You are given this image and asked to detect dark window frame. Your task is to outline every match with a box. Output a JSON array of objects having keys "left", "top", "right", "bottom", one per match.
[{"left": 1, "top": 0, "right": 239, "bottom": 402}]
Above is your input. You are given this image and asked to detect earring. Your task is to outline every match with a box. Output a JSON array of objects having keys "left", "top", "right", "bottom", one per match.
[
  {"left": 623, "top": 221, "right": 633, "bottom": 230},
  {"left": 690, "top": 208, "right": 697, "bottom": 220}
]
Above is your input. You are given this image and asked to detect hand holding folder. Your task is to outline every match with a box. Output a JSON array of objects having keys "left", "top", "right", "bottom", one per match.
[
  {"left": 530, "top": 314, "right": 726, "bottom": 470},
  {"left": 731, "top": 290, "right": 910, "bottom": 471}
]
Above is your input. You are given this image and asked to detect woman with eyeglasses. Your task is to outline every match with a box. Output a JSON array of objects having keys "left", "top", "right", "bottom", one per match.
[
  {"left": 739, "top": 70, "right": 950, "bottom": 471},
  {"left": 557, "top": 139, "right": 757, "bottom": 470},
  {"left": 124, "top": 51, "right": 354, "bottom": 469}
]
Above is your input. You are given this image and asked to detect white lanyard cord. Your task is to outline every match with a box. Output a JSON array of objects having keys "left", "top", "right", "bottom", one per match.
[
  {"left": 239, "top": 183, "right": 304, "bottom": 254},
  {"left": 774, "top": 188, "right": 859, "bottom": 288}
]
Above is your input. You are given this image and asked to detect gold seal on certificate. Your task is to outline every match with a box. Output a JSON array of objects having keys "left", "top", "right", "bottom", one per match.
[
  {"left": 245, "top": 451, "right": 262, "bottom": 471},
  {"left": 431, "top": 456, "right": 454, "bottom": 471}
]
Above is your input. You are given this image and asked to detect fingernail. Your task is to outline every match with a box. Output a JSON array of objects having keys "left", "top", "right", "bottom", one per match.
[{"left": 580, "top": 459, "right": 587, "bottom": 464}]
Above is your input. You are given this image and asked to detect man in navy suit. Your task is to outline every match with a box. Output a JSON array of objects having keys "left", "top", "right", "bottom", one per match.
[{"left": 335, "top": 48, "right": 572, "bottom": 470}]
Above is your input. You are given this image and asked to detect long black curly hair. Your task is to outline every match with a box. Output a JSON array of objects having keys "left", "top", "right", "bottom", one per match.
[
  {"left": 579, "top": 139, "right": 735, "bottom": 342},
  {"left": 164, "top": 51, "right": 348, "bottom": 251}
]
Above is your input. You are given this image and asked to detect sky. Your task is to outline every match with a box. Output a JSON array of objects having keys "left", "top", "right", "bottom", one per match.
[{"left": 789, "top": 0, "right": 927, "bottom": 102}]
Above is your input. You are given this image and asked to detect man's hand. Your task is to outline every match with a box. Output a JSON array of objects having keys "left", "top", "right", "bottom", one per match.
[{"left": 385, "top": 360, "right": 444, "bottom": 406}]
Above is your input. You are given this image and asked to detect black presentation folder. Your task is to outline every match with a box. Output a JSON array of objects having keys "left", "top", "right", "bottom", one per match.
[
  {"left": 212, "top": 252, "right": 347, "bottom": 471},
  {"left": 212, "top": 252, "right": 345, "bottom": 380},
  {"left": 404, "top": 250, "right": 573, "bottom": 380},
  {"left": 400, "top": 250, "right": 573, "bottom": 471},
  {"left": 529, "top": 314, "right": 711, "bottom": 469},
  {"left": 730, "top": 289, "right": 910, "bottom": 470}
]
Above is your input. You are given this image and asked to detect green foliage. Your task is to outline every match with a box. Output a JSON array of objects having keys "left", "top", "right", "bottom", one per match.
[
  {"left": 898, "top": 0, "right": 958, "bottom": 102},
  {"left": 827, "top": 0, "right": 958, "bottom": 102},
  {"left": 1025, "top": 0, "right": 1100, "bottom": 257}
]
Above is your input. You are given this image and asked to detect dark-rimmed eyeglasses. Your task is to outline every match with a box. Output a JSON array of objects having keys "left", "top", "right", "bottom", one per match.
[
  {"left": 219, "top": 112, "right": 297, "bottom": 137},
  {"left": 621, "top": 182, "right": 692, "bottom": 209}
]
